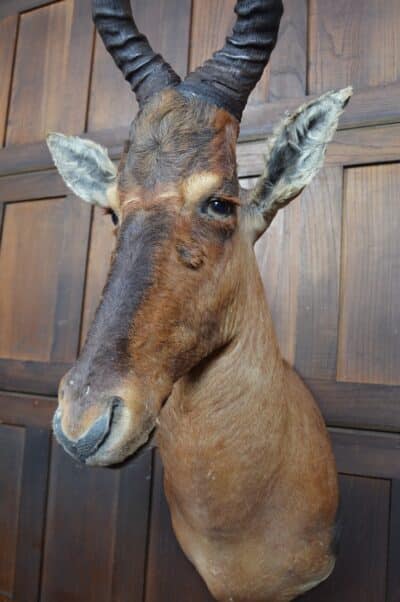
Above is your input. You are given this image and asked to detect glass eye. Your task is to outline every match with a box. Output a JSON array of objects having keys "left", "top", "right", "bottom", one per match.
[
  {"left": 204, "top": 198, "right": 236, "bottom": 218},
  {"left": 110, "top": 210, "right": 119, "bottom": 226}
]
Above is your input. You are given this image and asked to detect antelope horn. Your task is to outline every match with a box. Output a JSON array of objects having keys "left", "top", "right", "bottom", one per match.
[
  {"left": 179, "top": 0, "right": 284, "bottom": 121},
  {"left": 92, "top": 0, "right": 181, "bottom": 108}
]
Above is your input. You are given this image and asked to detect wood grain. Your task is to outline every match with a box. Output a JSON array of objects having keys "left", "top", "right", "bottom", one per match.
[
  {"left": 387, "top": 480, "right": 400, "bottom": 602},
  {"left": 300, "top": 474, "right": 389, "bottom": 602},
  {"left": 6, "top": 0, "right": 93, "bottom": 145},
  {"left": 0, "top": 391, "right": 54, "bottom": 428},
  {"left": 0, "top": 15, "right": 18, "bottom": 147},
  {"left": 0, "top": 197, "right": 90, "bottom": 364},
  {"left": 0, "top": 424, "right": 25, "bottom": 598},
  {"left": 309, "top": 0, "right": 400, "bottom": 94},
  {"left": 88, "top": 0, "right": 192, "bottom": 132},
  {"left": 295, "top": 168, "right": 342, "bottom": 379},
  {"left": 145, "top": 452, "right": 214, "bottom": 602},
  {"left": 41, "top": 440, "right": 151, "bottom": 602},
  {"left": 338, "top": 164, "right": 400, "bottom": 385},
  {"left": 0, "top": 359, "right": 71, "bottom": 396},
  {"left": 190, "top": 0, "right": 270, "bottom": 106}
]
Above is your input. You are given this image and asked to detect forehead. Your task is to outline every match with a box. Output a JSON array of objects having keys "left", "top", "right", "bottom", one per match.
[{"left": 118, "top": 90, "right": 239, "bottom": 196}]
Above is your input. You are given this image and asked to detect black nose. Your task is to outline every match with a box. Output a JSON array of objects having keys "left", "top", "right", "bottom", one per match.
[{"left": 53, "top": 401, "right": 118, "bottom": 463}]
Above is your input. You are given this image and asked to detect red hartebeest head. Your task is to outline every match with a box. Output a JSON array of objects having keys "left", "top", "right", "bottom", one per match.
[{"left": 48, "top": 0, "right": 350, "bottom": 469}]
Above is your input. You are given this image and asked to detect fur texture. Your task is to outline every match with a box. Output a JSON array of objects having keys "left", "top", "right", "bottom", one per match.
[
  {"left": 250, "top": 88, "right": 353, "bottom": 229},
  {"left": 47, "top": 133, "right": 117, "bottom": 206}
]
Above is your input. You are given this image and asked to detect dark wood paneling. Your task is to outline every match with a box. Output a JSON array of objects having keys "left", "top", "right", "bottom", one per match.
[
  {"left": 338, "top": 164, "right": 400, "bottom": 385},
  {"left": 0, "top": 360, "right": 71, "bottom": 396},
  {"left": 0, "top": 424, "right": 25, "bottom": 598},
  {"left": 300, "top": 474, "right": 390, "bottom": 602},
  {"left": 88, "top": 0, "right": 192, "bottom": 133},
  {"left": 13, "top": 426, "right": 51, "bottom": 602},
  {"left": 387, "top": 480, "right": 400, "bottom": 602},
  {"left": 145, "top": 453, "right": 214, "bottom": 602},
  {"left": 309, "top": 0, "right": 400, "bottom": 94},
  {"left": 0, "top": 391, "right": 54, "bottom": 428},
  {"left": 307, "top": 379, "right": 400, "bottom": 432},
  {"left": 0, "top": 15, "right": 18, "bottom": 147},
  {"left": 41, "top": 441, "right": 152, "bottom": 602},
  {"left": 294, "top": 167, "right": 342, "bottom": 379},
  {"left": 0, "top": 197, "right": 90, "bottom": 364},
  {"left": 6, "top": 0, "right": 93, "bottom": 146},
  {"left": 267, "top": 0, "right": 307, "bottom": 102}
]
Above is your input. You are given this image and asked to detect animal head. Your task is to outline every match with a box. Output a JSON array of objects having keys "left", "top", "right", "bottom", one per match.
[{"left": 48, "top": 0, "right": 351, "bottom": 466}]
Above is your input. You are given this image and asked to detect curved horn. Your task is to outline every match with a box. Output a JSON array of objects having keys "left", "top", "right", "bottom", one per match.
[
  {"left": 178, "top": 0, "right": 284, "bottom": 121},
  {"left": 92, "top": 0, "right": 181, "bottom": 107}
]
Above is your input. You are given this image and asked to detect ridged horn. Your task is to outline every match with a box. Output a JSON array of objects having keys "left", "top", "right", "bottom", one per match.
[
  {"left": 178, "top": 0, "right": 284, "bottom": 121},
  {"left": 92, "top": 0, "right": 181, "bottom": 108}
]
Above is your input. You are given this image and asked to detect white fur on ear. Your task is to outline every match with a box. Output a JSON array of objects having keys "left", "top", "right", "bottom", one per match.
[
  {"left": 47, "top": 133, "right": 118, "bottom": 207},
  {"left": 250, "top": 87, "right": 353, "bottom": 230}
]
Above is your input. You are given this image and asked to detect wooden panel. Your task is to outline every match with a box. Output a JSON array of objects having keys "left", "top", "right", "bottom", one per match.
[
  {"left": 0, "top": 198, "right": 90, "bottom": 363},
  {"left": 80, "top": 207, "right": 115, "bottom": 345},
  {"left": 255, "top": 200, "right": 301, "bottom": 365},
  {"left": 6, "top": 0, "right": 93, "bottom": 146},
  {"left": 0, "top": 425, "right": 25, "bottom": 598},
  {"left": 301, "top": 474, "right": 389, "bottom": 602},
  {"left": 0, "top": 1, "right": 55, "bottom": 19},
  {"left": 145, "top": 452, "right": 214, "bottom": 602},
  {"left": 267, "top": 0, "right": 307, "bottom": 102},
  {"left": 0, "top": 15, "right": 18, "bottom": 147},
  {"left": 307, "top": 379, "right": 400, "bottom": 433},
  {"left": 338, "top": 164, "right": 400, "bottom": 385},
  {"left": 309, "top": 0, "right": 400, "bottom": 94},
  {"left": 387, "top": 480, "right": 400, "bottom": 602},
  {"left": 190, "top": 0, "right": 270, "bottom": 106},
  {"left": 41, "top": 441, "right": 152, "bottom": 602},
  {"left": 88, "top": 0, "right": 192, "bottom": 133},
  {"left": 295, "top": 168, "right": 342, "bottom": 379},
  {"left": 0, "top": 391, "right": 54, "bottom": 429},
  {"left": 0, "top": 360, "right": 72, "bottom": 397},
  {"left": 13, "top": 426, "right": 51, "bottom": 602}
]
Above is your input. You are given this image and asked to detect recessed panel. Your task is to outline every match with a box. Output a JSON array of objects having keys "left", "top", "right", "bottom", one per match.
[
  {"left": 6, "top": 0, "right": 92, "bottom": 145},
  {"left": 338, "top": 164, "right": 400, "bottom": 385},
  {"left": 309, "top": 0, "right": 400, "bottom": 94},
  {"left": 0, "top": 198, "right": 90, "bottom": 363}
]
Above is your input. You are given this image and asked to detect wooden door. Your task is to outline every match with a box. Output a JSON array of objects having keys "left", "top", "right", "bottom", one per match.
[{"left": 0, "top": 1, "right": 399, "bottom": 601}]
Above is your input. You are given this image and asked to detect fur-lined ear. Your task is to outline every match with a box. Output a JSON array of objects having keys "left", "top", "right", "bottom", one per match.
[
  {"left": 47, "top": 133, "right": 117, "bottom": 207},
  {"left": 249, "top": 87, "right": 352, "bottom": 234}
]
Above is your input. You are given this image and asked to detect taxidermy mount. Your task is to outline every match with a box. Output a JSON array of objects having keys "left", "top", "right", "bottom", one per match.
[{"left": 47, "top": 0, "right": 352, "bottom": 599}]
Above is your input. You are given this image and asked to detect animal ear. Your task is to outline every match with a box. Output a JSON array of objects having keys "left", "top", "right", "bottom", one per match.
[
  {"left": 47, "top": 133, "right": 118, "bottom": 207},
  {"left": 249, "top": 87, "right": 352, "bottom": 234}
]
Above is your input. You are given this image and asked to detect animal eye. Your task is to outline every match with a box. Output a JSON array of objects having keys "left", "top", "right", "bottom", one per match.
[
  {"left": 110, "top": 210, "right": 119, "bottom": 226},
  {"left": 204, "top": 198, "right": 236, "bottom": 218}
]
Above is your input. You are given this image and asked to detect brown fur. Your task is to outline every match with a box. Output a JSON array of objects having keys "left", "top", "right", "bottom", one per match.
[{"left": 56, "top": 89, "right": 339, "bottom": 601}]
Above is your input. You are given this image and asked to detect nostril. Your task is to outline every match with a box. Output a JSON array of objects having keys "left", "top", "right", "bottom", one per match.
[{"left": 53, "top": 402, "right": 116, "bottom": 463}]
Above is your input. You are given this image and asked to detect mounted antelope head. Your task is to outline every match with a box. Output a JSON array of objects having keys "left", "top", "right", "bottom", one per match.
[{"left": 48, "top": 0, "right": 351, "bottom": 599}]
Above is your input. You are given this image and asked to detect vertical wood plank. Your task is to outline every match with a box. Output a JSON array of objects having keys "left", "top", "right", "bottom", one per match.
[
  {"left": 0, "top": 197, "right": 90, "bottom": 364},
  {"left": 111, "top": 451, "right": 152, "bottom": 602},
  {"left": 300, "top": 474, "right": 390, "bottom": 602},
  {"left": 309, "top": 0, "right": 400, "bottom": 94},
  {"left": 0, "top": 425, "right": 25, "bottom": 598},
  {"left": 337, "top": 164, "right": 400, "bottom": 385},
  {"left": 295, "top": 167, "right": 342, "bottom": 379},
  {"left": 387, "top": 480, "right": 400, "bottom": 602},
  {"left": 145, "top": 452, "right": 214, "bottom": 602},
  {"left": 14, "top": 427, "right": 51, "bottom": 602},
  {"left": 88, "top": 0, "right": 192, "bottom": 133},
  {"left": 190, "top": 0, "right": 270, "bottom": 106},
  {"left": 255, "top": 198, "right": 302, "bottom": 365},
  {"left": 268, "top": 0, "right": 307, "bottom": 101},
  {"left": 6, "top": 0, "right": 93, "bottom": 145},
  {"left": 0, "top": 15, "right": 18, "bottom": 147}
]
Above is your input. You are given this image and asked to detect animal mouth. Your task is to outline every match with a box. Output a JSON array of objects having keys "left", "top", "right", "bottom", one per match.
[{"left": 53, "top": 399, "right": 120, "bottom": 464}]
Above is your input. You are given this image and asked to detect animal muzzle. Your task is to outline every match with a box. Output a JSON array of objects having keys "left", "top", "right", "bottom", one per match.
[{"left": 53, "top": 398, "right": 120, "bottom": 463}]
